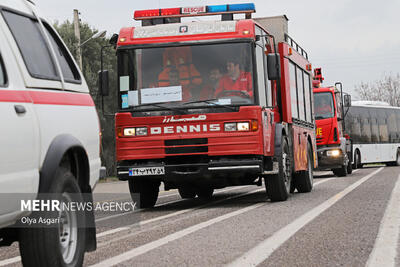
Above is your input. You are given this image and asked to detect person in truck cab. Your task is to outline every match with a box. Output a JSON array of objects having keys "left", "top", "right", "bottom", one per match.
[
  {"left": 199, "top": 66, "right": 222, "bottom": 100},
  {"left": 316, "top": 97, "right": 333, "bottom": 117},
  {"left": 214, "top": 58, "right": 253, "bottom": 99},
  {"left": 167, "top": 67, "right": 192, "bottom": 101}
]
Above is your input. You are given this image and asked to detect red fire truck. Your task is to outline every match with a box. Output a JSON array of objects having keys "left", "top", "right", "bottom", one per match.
[
  {"left": 313, "top": 68, "right": 352, "bottom": 176},
  {"left": 101, "top": 3, "right": 317, "bottom": 208}
]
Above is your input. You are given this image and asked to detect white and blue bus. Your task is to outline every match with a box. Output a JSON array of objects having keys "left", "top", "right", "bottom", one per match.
[{"left": 345, "top": 101, "right": 400, "bottom": 167}]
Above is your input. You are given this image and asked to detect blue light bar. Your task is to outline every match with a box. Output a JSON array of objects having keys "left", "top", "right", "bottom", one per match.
[
  {"left": 228, "top": 3, "right": 255, "bottom": 12},
  {"left": 207, "top": 5, "right": 228, "bottom": 13}
]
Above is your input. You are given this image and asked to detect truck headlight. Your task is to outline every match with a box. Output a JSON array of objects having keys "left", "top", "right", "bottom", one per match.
[
  {"left": 224, "top": 123, "right": 237, "bottom": 132},
  {"left": 224, "top": 122, "right": 251, "bottom": 132},
  {"left": 237, "top": 122, "right": 250, "bottom": 131},
  {"left": 327, "top": 149, "right": 340, "bottom": 157},
  {"left": 123, "top": 128, "right": 135, "bottom": 136},
  {"left": 135, "top": 127, "right": 148, "bottom": 136}
]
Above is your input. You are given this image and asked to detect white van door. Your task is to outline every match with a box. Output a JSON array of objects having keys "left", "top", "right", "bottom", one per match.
[{"left": 0, "top": 45, "right": 39, "bottom": 216}]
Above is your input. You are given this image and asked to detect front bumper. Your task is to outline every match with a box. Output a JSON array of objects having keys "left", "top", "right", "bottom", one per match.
[
  {"left": 117, "top": 155, "right": 270, "bottom": 183},
  {"left": 316, "top": 147, "right": 346, "bottom": 170}
]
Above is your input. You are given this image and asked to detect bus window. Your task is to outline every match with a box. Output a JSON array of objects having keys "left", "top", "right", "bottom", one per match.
[
  {"left": 377, "top": 109, "right": 389, "bottom": 143},
  {"left": 360, "top": 109, "right": 372, "bottom": 143},
  {"left": 369, "top": 109, "right": 380, "bottom": 143},
  {"left": 387, "top": 109, "right": 397, "bottom": 143},
  {"left": 396, "top": 110, "right": 400, "bottom": 142}
]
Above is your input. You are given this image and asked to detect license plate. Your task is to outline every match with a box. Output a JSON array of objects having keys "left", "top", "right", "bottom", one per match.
[{"left": 129, "top": 167, "right": 165, "bottom": 176}]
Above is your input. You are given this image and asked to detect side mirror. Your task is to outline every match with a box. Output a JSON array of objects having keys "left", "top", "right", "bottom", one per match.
[
  {"left": 344, "top": 94, "right": 351, "bottom": 107},
  {"left": 98, "top": 70, "right": 109, "bottom": 96},
  {"left": 267, "top": 53, "right": 281, "bottom": 80},
  {"left": 109, "top": 33, "right": 119, "bottom": 46}
]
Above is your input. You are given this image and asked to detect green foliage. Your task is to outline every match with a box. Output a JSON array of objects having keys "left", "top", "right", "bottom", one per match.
[{"left": 53, "top": 20, "right": 118, "bottom": 175}]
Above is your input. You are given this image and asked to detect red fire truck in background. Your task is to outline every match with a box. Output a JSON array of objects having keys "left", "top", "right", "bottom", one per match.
[
  {"left": 313, "top": 68, "right": 352, "bottom": 176},
  {"left": 101, "top": 3, "right": 317, "bottom": 208}
]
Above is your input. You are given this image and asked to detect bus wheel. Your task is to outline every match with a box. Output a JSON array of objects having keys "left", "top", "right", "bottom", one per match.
[
  {"left": 333, "top": 165, "right": 347, "bottom": 177},
  {"left": 296, "top": 143, "right": 314, "bottom": 193},
  {"left": 266, "top": 136, "right": 291, "bottom": 201},
  {"left": 178, "top": 186, "right": 196, "bottom": 199},
  {"left": 396, "top": 149, "right": 400, "bottom": 166},
  {"left": 196, "top": 187, "right": 214, "bottom": 199},
  {"left": 128, "top": 180, "right": 159, "bottom": 208}
]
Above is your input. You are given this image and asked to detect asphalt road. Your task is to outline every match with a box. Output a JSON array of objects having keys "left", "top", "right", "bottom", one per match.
[{"left": 0, "top": 165, "right": 399, "bottom": 267}]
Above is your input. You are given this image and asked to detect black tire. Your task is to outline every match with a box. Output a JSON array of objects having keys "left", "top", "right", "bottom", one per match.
[
  {"left": 19, "top": 168, "right": 86, "bottom": 267},
  {"left": 178, "top": 186, "right": 196, "bottom": 199},
  {"left": 266, "top": 136, "right": 291, "bottom": 202},
  {"left": 296, "top": 142, "right": 314, "bottom": 193},
  {"left": 333, "top": 165, "right": 347, "bottom": 177},
  {"left": 346, "top": 160, "right": 353, "bottom": 174},
  {"left": 353, "top": 150, "right": 361, "bottom": 169},
  {"left": 128, "top": 180, "right": 159, "bottom": 208},
  {"left": 387, "top": 149, "right": 400, "bottom": 166},
  {"left": 196, "top": 187, "right": 214, "bottom": 199}
]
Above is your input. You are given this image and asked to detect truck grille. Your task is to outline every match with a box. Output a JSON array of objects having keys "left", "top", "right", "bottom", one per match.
[{"left": 165, "top": 138, "right": 208, "bottom": 154}]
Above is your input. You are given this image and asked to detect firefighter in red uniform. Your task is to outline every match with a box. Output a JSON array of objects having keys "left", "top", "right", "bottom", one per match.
[
  {"left": 214, "top": 58, "right": 252, "bottom": 98},
  {"left": 167, "top": 67, "right": 192, "bottom": 101}
]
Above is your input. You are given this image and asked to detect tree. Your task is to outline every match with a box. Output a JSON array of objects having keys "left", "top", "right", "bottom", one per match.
[
  {"left": 54, "top": 21, "right": 118, "bottom": 176},
  {"left": 355, "top": 73, "right": 400, "bottom": 107}
]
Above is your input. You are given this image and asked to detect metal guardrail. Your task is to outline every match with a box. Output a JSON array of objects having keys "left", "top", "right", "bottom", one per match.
[{"left": 284, "top": 34, "right": 308, "bottom": 60}]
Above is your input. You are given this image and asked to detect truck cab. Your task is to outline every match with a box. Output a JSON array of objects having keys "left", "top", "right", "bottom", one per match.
[{"left": 313, "top": 68, "right": 352, "bottom": 176}]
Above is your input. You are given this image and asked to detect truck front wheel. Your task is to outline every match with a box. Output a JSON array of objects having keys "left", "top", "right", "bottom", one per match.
[
  {"left": 266, "top": 136, "right": 291, "bottom": 202},
  {"left": 333, "top": 165, "right": 347, "bottom": 177},
  {"left": 128, "top": 180, "right": 160, "bottom": 208}
]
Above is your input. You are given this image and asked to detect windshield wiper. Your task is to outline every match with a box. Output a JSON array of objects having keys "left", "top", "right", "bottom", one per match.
[
  {"left": 132, "top": 103, "right": 187, "bottom": 114},
  {"left": 182, "top": 99, "right": 237, "bottom": 111}
]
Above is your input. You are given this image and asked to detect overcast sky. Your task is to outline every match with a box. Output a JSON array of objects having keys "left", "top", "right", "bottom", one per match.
[{"left": 35, "top": 0, "right": 400, "bottom": 98}]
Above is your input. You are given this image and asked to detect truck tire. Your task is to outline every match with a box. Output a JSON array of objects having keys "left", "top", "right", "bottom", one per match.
[
  {"left": 128, "top": 180, "right": 159, "bottom": 208},
  {"left": 333, "top": 165, "right": 347, "bottom": 177},
  {"left": 296, "top": 143, "right": 314, "bottom": 193},
  {"left": 196, "top": 187, "right": 214, "bottom": 199},
  {"left": 266, "top": 136, "right": 291, "bottom": 202},
  {"left": 178, "top": 186, "right": 196, "bottom": 199},
  {"left": 19, "top": 168, "right": 86, "bottom": 267},
  {"left": 346, "top": 160, "right": 353, "bottom": 174},
  {"left": 353, "top": 150, "right": 361, "bottom": 169}
]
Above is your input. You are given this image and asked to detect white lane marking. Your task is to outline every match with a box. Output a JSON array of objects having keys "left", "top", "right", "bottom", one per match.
[
  {"left": 98, "top": 179, "right": 333, "bottom": 238},
  {"left": 0, "top": 256, "right": 20, "bottom": 266},
  {"left": 89, "top": 202, "right": 266, "bottom": 267},
  {"left": 227, "top": 167, "right": 384, "bottom": 267},
  {"left": 366, "top": 173, "right": 400, "bottom": 267},
  {"left": 95, "top": 186, "right": 247, "bottom": 223},
  {"left": 97, "top": 188, "right": 264, "bottom": 238},
  {"left": 0, "top": 179, "right": 335, "bottom": 266}
]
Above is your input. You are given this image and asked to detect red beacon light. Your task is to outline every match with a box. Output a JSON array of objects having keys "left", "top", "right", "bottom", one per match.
[
  {"left": 160, "top": 8, "right": 181, "bottom": 16},
  {"left": 133, "top": 3, "right": 255, "bottom": 21},
  {"left": 134, "top": 9, "right": 160, "bottom": 19}
]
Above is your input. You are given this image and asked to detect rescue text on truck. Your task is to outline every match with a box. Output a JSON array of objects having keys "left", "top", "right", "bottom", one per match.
[
  {"left": 313, "top": 68, "right": 352, "bottom": 176},
  {"left": 99, "top": 3, "right": 317, "bottom": 208}
]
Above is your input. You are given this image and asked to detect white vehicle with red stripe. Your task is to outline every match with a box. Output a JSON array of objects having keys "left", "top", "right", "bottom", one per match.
[{"left": 0, "top": 1, "right": 102, "bottom": 266}]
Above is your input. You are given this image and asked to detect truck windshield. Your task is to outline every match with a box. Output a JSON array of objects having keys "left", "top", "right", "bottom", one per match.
[
  {"left": 117, "top": 42, "right": 254, "bottom": 110},
  {"left": 314, "top": 92, "right": 335, "bottom": 119}
]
